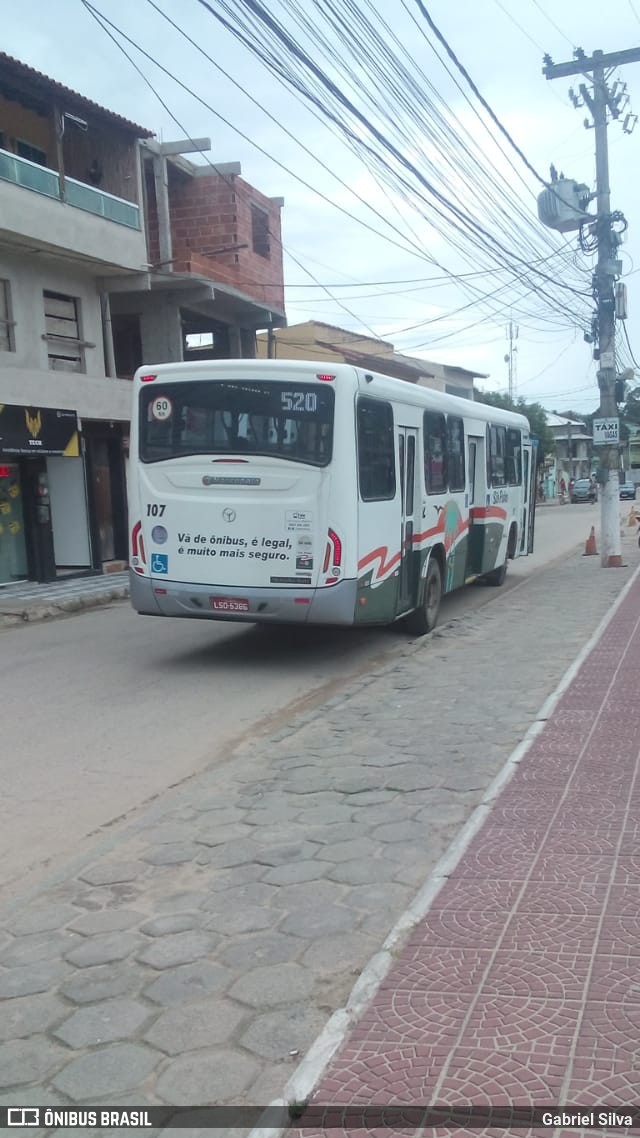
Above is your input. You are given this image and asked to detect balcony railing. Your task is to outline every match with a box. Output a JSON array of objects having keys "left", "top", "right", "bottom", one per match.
[
  {"left": 0, "top": 148, "right": 59, "bottom": 198},
  {"left": 0, "top": 149, "right": 140, "bottom": 230}
]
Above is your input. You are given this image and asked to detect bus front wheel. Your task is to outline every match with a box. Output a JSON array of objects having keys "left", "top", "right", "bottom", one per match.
[{"left": 406, "top": 558, "right": 442, "bottom": 636}]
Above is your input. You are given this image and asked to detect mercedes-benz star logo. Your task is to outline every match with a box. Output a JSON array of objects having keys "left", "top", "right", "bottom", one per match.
[{"left": 222, "top": 508, "right": 236, "bottom": 523}]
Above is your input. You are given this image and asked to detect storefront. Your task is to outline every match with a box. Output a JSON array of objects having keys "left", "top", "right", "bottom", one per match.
[
  {"left": 82, "top": 420, "right": 129, "bottom": 568},
  {"left": 0, "top": 403, "right": 92, "bottom": 585}
]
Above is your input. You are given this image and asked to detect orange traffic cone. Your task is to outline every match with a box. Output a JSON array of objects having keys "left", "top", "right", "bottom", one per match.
[{"left": 584, "top": 526, "right": 598, "bottom": 556}]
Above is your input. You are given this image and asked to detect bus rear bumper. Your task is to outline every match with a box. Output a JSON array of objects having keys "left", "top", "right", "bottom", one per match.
[{"left": 129, "top": 571, "right": 357, "bottom": 625}]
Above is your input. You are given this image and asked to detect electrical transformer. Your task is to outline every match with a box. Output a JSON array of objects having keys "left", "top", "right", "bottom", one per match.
[{"left": 537, "top": 178, "right": 592, "bottom": 233}]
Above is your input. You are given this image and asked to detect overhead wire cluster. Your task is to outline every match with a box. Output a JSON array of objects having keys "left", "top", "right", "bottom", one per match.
[
  {"left": 195, "top": 0, "right": 594, "bottom": 347},
  {"left": 80, "top": 0, "right": 608, "bottom": 381},
  {"left": 82, "top": 0, "right": 392, "bottom": 339}
]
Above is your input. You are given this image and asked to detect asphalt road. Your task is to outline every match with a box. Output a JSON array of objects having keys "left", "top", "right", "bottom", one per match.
[{"left": 0, "top": 503, "right": 611, "bottom": 901}]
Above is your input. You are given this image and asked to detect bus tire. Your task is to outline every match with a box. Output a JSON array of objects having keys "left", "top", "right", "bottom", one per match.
[
  {"left": 406, "top": 558, "right": 442, "bottom": 635},
  {"left": 485, "top": 524, "right": 516, "bottom": 586},
  {"left": 485, "top": 559, "right": 507, "bottom": 586}
]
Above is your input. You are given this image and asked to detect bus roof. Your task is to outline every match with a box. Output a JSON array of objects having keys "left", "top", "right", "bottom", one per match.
[{"left": 132, "top": 358, "right": 530, "bottom": 431}]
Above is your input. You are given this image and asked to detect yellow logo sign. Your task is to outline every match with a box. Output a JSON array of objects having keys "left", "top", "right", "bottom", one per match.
[{"left": 25, "top": 409, "right": 42, "bottom": 439}]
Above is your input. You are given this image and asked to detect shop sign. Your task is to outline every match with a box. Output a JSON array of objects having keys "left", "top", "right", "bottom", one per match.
[{"left": 0, "top": 404, "right": 79, "bottom": 457}]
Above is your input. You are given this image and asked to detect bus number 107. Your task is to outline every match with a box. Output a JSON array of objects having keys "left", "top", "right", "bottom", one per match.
[{"left": 146, "top": 503, "right": 166, "bottom": 517}]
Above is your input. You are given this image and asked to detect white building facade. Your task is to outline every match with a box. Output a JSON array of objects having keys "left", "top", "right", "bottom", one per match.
[{"left": 0, "top": 53, "right": 152, "bottom": 585}]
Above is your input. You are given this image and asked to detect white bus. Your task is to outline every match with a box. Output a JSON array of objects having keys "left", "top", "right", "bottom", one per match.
[{"left": 128, "top": 359, "right": 537, "bottom": 633}]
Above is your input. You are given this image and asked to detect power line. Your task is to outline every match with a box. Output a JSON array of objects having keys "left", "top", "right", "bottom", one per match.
[
  {"left": 85, "top": 0, "right": 596, "bottom": 363},
  {"left": 489, "top": 0, "right": 545, "bottom": 53},
  {"left": 516, "top": 339, "right": 576, "bottom": 387},
  {"left": 411, "top": 0, "right": 548, "bottom": 188},
  {"left": 528, "top": 0, "right": 576, "bottom": 48},
  {"left": 145, "top": 0, "right": 448, "bottom": 270},
  {"left": 630, "top": 0, "right": 640, "bottom": 28},
  {"left": 622, "top": 322, "right": 640, "bottom": 371},
  {"left": 80, "top": 0, "right": 387, "bottom": 340},
  {"left": 200, "top": 0, "right": 592, "bottom": 332}
]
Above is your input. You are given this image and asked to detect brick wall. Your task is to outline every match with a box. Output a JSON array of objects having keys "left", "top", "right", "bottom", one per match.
[{"left": 146, "top": 166, "right": 284, "bottom": 314}]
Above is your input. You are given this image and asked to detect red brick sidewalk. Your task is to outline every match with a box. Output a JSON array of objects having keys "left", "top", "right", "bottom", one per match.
[{"left": 289, "top": 573, "right": 640, "bottom": 1137}]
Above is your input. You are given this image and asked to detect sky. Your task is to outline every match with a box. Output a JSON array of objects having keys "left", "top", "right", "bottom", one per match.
[{"left": 4, "top": 0, "right": 640, "bottom": 414}]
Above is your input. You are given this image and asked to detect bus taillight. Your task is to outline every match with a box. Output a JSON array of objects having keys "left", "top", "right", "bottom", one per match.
[
  {"left": 323, "top": 528, "right": 343, "bottom": 582},
  {"left": 328, "top": 528, "right": 342, "bottom": 567},
  {"left": 140, "top": 373, "right": 157, "bottom": 383},
  {"left": 131, "top": 521, "right": 146, "bottom": 566}
]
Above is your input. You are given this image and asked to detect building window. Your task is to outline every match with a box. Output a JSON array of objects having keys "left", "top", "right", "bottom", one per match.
[
  {"left": 251, "top": 204, "right": 270, "bottom": 258},
  {"left": 424, "top": 411, "right": 447, "bottom": 494},
  {"left": 43, "top": 291, "right": 84, "bottom": 372},
  {"left": 16, "top": 140, "right": 47, "bottom": 166},
  {"left": 357, "top": 397, "right": 395, "bottom": 501},
  {"left": 0, "top": 279, "right": 15, "bottom": 352},
  {"left": 447, "top": 415, "right": 465, "bottom": 491}
]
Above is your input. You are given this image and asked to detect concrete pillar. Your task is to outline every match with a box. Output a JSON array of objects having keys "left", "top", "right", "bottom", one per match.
[
  {"left": 228, "top": 325, "right": 242, "bottom": 358},
  {"left": 152, "top": 155, "right": 172, "bottom": 269},
  {"left": 241, "top": 328, "right": 256, "bottom": 358},
  {"left": 140, "top": 296, "right": 183, "bottom": 363}
]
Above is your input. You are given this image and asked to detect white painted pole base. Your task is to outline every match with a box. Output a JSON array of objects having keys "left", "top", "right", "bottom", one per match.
[{"left": 600, "top": 470, "right": 622, "bottom": 567}]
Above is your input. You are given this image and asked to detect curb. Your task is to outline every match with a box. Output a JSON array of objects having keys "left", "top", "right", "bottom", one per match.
[
  {"left": 0, "top": 586, "right": 128, "bottom": 629},
  {"left": 247, "top": 557, "right": 640, "bottom": 1138}
]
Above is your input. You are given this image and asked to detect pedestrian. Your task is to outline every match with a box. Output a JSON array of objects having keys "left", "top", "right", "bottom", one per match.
[{"left": 559, "top": 477, "right": 566, "bottom": 503}]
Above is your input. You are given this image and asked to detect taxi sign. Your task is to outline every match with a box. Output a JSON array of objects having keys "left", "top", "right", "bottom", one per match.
[{"left": 593, "top": 417, "right": 619, "bottom": 446}]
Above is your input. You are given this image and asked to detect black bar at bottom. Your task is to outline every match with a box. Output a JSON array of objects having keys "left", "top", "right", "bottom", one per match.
[{"left": 3, "top": 1105, "right": 640, "bottom": 1130}]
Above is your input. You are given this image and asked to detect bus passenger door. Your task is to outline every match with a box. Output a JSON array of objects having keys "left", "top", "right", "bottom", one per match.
[
  {"left": 466, "top": 434, "right": 487, "bottom": 577},
  {"left": 522, "top": 440, "right": 538, "bottom": 553},
  {"left": 398, "top": 427, "right": 418, "bottom": 613}
]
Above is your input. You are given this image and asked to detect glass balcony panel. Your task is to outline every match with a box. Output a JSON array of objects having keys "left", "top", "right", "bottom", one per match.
[
  {"left": 65, "top": 177, "right": 140, "bottom": 229},
  {"left": 0, "top": 148, "right": 59, "bottom": 197},
  {"left": 0, "top": 150, "right": 140, "bottom": 229}
]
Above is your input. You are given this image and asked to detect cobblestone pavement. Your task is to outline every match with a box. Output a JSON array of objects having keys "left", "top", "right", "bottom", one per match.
[
  {"left": 0, "top": 574, "right": 128, "bottom": 628},
  {"left": 289, "top": 555, "right": 640, "bottom": 1138},
  {"left": 1, "top": 533, "right": 639, "bottom": 1137}
]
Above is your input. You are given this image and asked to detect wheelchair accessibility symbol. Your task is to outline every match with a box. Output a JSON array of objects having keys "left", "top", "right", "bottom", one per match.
[{"left": 152, "top": 554, "right": 168, "bottom": 574}]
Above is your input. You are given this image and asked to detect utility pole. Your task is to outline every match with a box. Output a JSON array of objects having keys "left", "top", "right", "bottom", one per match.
[{"left": 544, "top": 47, "right": 640, "bottom": 567}]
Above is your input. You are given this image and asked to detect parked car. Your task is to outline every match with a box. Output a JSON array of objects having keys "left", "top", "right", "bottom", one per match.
[
  {"left": 619, "top": 481, "right": 637, "bottom": 500},
  {"left": 571, "top": 478, "right": 597, "bottom": 503}
]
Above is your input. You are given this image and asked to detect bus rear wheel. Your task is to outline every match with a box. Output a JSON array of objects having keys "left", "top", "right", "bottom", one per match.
[
  {"left": 406, "top": 558, "right": 442, "bottom": 636},
  {"left": 484, "top": 559, "right": 508, "bottom": 586},
  {"left": 484, "top": 526, "right": 516, "bottom": 586}
]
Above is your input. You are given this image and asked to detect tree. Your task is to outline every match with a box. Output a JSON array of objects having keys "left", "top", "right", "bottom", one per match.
[
  {"left": 621, "top": 385, "right": 640, "bottom": 430},
  {"left": 474, "top": 390, "right": 553, "bottom": 459}
]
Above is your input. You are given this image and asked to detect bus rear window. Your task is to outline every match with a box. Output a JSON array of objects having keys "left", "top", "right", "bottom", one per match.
[{"left": 139, "top": 380, "right": 334, "bottom": 466}]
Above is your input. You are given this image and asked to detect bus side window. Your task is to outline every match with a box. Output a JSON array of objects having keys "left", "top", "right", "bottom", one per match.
[
  {"left": 488, "top": 425, "right": 506, "bottom": 487},
  {"left": 506, "top": 428, "right": 522, "bottom": 485},
  {"left": 447, "top": 415, "right": 465, "bottom": 492},
  {"left": 424, "top": 411, "right": 447, "bottom": 493},
  {"left": 357, "top": 398, "right": 396, "bottom": 501}
]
